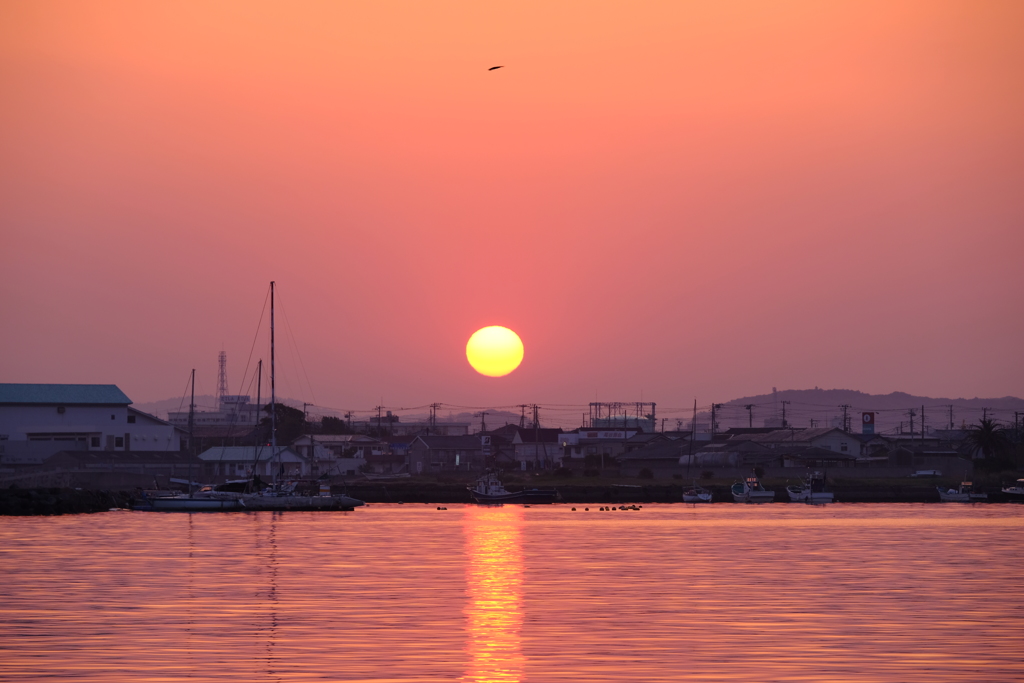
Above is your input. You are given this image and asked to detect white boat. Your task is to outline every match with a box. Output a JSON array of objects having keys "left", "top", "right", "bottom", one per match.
[
  {"left": 468, "top": 472, "right": 558, "bottom": 504},
  {"left": 137, "top": 370, "right": 247, "bottom": 512},
  {"left": 146, "top": 490, "right": 246, "bottom": 511},
  {"left": 682, "top": 483, "right": 712, "bottom": 503},
  {"left": 937, "top": 482, "right": 988, "bottom": 503},
  {"left": 1001, "top": 479, "right": 1024, "bottom": 501},
  {"left": 240, "top": 479, "right": 364, "bottom": 510},
  {"left": 731, "top": 475, "right": 775, "bottom": 503},
  {"left": 786, "top": 472, "right": 834, "bottom": 504}
]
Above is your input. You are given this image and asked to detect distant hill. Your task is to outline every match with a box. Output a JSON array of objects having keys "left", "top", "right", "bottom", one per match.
[
  {"left": 135, "top": 389, "right": 1023, "bottom": 435},
  {"left": 713, "top": 388, "right": 1024, "bottom": 434}
]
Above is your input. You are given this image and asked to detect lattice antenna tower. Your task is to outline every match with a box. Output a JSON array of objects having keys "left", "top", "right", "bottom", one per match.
[{"left": 216, "top": 351, "right": 228, "bottom": 404}]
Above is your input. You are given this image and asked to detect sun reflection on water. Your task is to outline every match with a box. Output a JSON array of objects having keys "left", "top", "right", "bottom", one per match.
[{"left": 463, "top": 505, "right": 524, "bottom": 683}]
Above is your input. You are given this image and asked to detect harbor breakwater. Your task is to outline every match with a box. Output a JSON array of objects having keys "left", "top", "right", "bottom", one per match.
[
  {"left": 2, "top": 482, "right": 1015, "bottom": 515},
  {"left": 337, "top": 482, "right": 975, "bottom": 505}
]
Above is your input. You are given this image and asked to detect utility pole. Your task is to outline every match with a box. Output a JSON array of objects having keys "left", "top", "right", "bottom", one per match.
[
  {"left": 479, "top": 412, "right": 488, "bottom": 434},
  {"left": 839, "top": 404, "right": 851, "bottom": 432},
  {"left": 948, "top": 404, "right": 954, "bottom": 430},
  {"left": 907, "top": 409, "right": 916, "bottom": 437},
  {"left": 982, "top": 407, "right": 990, "bottom": 421},
  {"left": 519, "top": 404, "right": 528, "bottom": 429},
  {"left": 303, "top": 402, "right": 318, "bottom": 476},
  {"left": 921, "top": 404, "right": 925, "bottom": 441},
  {"left": 744, "top": 404, "right": 755, "bottom": 428},
  {"left": 429, "top": 403, "right": 440, "bottom": 432},
  {"left": 781, "top": 400, "right": 790, "bottom": 428},
  {"left": 711, "top": 403, "right": 721, "bottom": 438},
  {"left": 533, "top": 404, "right": 540, "bottom": 468}
]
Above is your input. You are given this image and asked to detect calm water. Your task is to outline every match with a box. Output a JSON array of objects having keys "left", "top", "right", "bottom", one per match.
[{"left": 1, "top": 504, "right": 1022, "bottom": 682}]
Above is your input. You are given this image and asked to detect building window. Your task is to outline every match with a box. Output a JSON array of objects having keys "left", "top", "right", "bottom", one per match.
[
  {"left": 110, "top": 414, "right": 115, "bottom": 420},
  {"left": 841, "top": 444, "right": 848, "bottom": 452},
  {"left": 115, "top": 437, "right": 124, "bottom": 448},
  {"left": 91, "top": 437, "right": 100, "bottom": 448},
  {"left": 127, "top": 415, "right": 136, "bottom": 424}
]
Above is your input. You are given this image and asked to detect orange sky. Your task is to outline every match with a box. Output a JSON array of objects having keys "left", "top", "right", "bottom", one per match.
[{"left": 1, "top": 1, "right": 1022, "bottom": 413}]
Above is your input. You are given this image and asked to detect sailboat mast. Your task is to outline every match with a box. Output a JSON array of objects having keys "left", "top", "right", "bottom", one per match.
[
  {"left": 687, "top": 398, "right": 696, "bottom": 477},
  {"left": 250, "top": 359, "right": 262, "bottom": 487},
  {"left": 270, "top": 281, "right": 277, "bottom": 483},
  {"left": 187, "top": 368, "right": 195, "bottom": 496}
]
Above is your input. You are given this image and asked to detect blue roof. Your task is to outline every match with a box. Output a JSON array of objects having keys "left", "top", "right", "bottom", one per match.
[{"left": 0, "top": 384, "right": 132, "bottom": 405}]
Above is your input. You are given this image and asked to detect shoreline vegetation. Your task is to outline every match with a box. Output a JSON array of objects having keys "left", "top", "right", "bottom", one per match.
[{"left": 3, "top": 473, "right": 1022, "bottom": 515}]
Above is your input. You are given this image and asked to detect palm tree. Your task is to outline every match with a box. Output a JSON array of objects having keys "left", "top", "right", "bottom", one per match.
[{"left": 963, "top": 418, "right": 1011, "bottom": 461}]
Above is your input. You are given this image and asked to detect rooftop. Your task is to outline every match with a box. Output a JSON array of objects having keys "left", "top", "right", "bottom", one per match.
[{"left": 0, "top": 384, "right": 132, "bottom": 406}]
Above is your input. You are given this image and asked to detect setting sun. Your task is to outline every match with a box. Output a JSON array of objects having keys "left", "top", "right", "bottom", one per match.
[{"left": 466, "top": 326, "right": 524, "bottom": 377}]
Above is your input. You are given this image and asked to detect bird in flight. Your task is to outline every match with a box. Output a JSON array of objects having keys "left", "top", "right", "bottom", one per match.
[{"left": 488, "top": 65, "right": 504, "bottom": 71}]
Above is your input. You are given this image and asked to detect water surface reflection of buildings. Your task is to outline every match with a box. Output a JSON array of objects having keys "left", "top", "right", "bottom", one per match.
[{"left": 463, "top": 506, "right": 524, "bottom": 683}]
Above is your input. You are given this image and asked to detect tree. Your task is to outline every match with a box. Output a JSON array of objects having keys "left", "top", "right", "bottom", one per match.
[
  {"left": 963, "top": 418, "right": 1013, "bottom": 471},
  {"left": 258, "top": 403, "right": 307, "bottom": 445},
  {"left": 321, "top": 416, "right": 353, "bottom": 435}
]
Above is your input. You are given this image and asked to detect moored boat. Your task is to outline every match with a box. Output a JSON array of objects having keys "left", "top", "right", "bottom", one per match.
[
  {"left": 683, "top": 483, "right": 712, "bottom": 503},
  {"left": 731, "top": 474, "right": 774, "bottom": 503},
  {"left": 786, "top": 471, "right": 834, "bottom": 504},
  {"left": 144, "top": 491, "right": 246, "bottom": 511},
  {"left": 468, "top": 472, "right": 558, "bottom": 504},
  {"left": 938, "top": 481, "right": 988, "bottom": 503},
  {"left": 1001, "top": 479, "right": 1024, "bottom": 501}
]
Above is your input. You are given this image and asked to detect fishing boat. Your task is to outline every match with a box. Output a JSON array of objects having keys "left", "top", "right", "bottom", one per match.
[
  {"left": 468, "top": 472, "right": 558, "bottom": 504},
  {"left": 937, "top": 481, "right": 988, "bottom": 503},
  {"left": 786, "top": 471, "right": 834, "bottom": 504},
  {"left": 682, "top": 482, "right": 712, "bottom": 503},
  {"left": 1001, "top": 479, "right": 1024, "bottom": 501},
  {"left": 731, "top": 474, "right": 775, "bottom": 503}
]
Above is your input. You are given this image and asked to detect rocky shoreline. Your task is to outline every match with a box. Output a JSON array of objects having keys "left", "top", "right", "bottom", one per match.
[{"left": 0, "top": 487, "right": 134, "bottom": 516}]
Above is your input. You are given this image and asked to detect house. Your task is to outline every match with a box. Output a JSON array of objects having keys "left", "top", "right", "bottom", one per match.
[
  {"left": 624, "top": 433, "right": 674, "bottom": 453},
  {"left": 0, "top": 384, "right": 185, "bottom": 465},
  {"left": 407, "top": 435, "right": 485, "bottom": 474},
  {"left": 731, "top": 427, "right": 861, "bottom": 456},
  {"left": 781, "top": 446, "right": 858, "bottom": 469},
  {"left": 618, "top": 440, "right": 688, "bottom": 477},
  {"left": 558, "top": 429, "right": 638, "bottom": 463},
  {"left": 510, "top": 427, "right": 564, "bottom": 469},
  {"left": 685, "top": 440, "right": 776, "bottom": 467},
  {"left": 197, "top": 446, "right": 310, "bottom": 481},
  {"left": 289, "top": 435, "right": 370, "bottom": 476}
]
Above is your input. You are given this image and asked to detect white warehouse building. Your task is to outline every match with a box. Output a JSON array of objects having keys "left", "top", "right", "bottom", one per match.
[{"left": 0, "top": 384, "right": 185, "bottom": 465}]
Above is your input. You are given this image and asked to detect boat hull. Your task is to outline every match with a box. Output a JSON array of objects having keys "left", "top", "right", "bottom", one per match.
[
  {"left": 469, "top": 489, "right": 558, "bottom": 505},
  {"left": 144, "top": 496, "right": 245, "bottom": 511},
  {"left": 937, "top": 487, "right": 988, "bottom": 503},
  {"left": 732, "top": 489, "right": 775, "bottom": 504},
  {"left": 683, "top": 492, "right": 712, "bottom": 503},
  {"left": 786, "top": 487, "right": 834, "bottom": 504},
  {"left": 242, "top": 494, "right": 365, "bottom": 511}
]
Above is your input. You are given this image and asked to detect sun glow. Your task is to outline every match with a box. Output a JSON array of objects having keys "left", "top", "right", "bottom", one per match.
[
  {"left": 466, "top": 327, "right": 524, "bottom": 377},
  {"left": 463, "top": 505, "right": 524, "bottom": 683}
]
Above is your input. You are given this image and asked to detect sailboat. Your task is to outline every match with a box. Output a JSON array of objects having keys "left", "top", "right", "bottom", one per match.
[
  {"left": 142, "top": 370, "right": 246, "bottom": 511},
  {"left": 239, "top": 282, "right": 364, "bottom": 511},
  {"left": 682, "top": 482, "right": 713, "bottom": 503}
]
